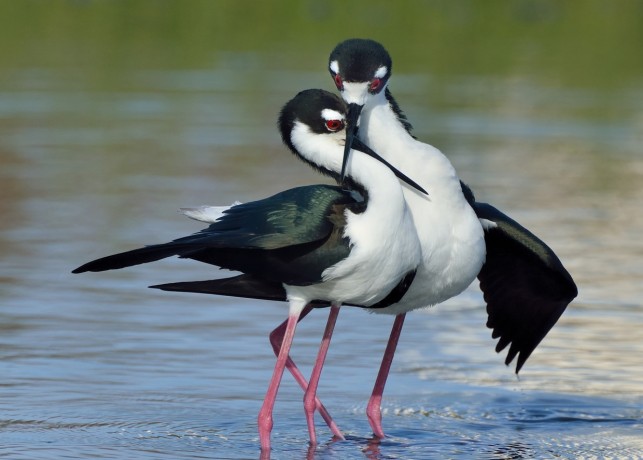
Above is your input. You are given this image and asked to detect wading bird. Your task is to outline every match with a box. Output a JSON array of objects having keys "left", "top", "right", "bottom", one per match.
[
  {"left": 267, "top": 39, "right": 577, "bottom": 440},
  {"left": 73, "top": 89, "right": 428, "bottom": 450},
  {"left": 325, "top": 38, "right": 578, "bottom": 437}
]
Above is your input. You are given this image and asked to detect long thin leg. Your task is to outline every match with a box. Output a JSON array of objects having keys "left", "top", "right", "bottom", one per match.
[
  {"left": 269, "top": 307, "right": 344, "bottom": 439},
  {"left": 258, "top": 310, "right": 301, "bottom": 451},
  {"left": 366, "top": 313, "right": 406, "bottom": 438},
  {"left": 269, "top": 306, "right": 314, "bottom": 392},
  {"left": 304, "top": 304, "right": 340, "bottom": 445}
]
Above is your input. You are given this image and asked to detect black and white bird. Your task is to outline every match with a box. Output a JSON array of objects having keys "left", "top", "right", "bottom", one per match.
[
  {"left": 72, "top": 89, "right": 428, "bottom": 450},
  {"left": 311, "top": 38, "right": 577, "bottom": 438}
]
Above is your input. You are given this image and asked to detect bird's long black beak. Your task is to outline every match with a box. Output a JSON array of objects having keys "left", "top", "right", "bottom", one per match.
[
  {"left": 350, "top": 137, "right": 428, "bottom": 195},
  {"left": 341, "top": 103, "right": 363, "bottom": 184},
  {"left": 342, "top": 103, "right": 427, "bottom": 195}
]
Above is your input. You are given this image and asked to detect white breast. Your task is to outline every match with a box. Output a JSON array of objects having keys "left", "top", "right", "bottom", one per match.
[
  {"left": 285, "top": 140, "right": 423, "bottom": 308},
  {"left": 357, "top": 97, "right": 486, "bottom": 315}
]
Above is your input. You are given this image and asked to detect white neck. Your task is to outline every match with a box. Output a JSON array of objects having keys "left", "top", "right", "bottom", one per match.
[
  {"left": 289, "top": 121, "right": 406, "bottom": 218},
  {"left": 358, "top": 89, "right": 464, "bottom": 203}
]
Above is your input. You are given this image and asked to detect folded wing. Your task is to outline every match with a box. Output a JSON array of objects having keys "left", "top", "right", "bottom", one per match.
[{"left": 73, "top": 185, "right": 357, "bottom": 286}]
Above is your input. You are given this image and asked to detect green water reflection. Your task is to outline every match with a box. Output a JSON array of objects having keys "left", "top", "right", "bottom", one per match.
[{"left": 1, "top": 1, "right": 642, "bottom": 86}]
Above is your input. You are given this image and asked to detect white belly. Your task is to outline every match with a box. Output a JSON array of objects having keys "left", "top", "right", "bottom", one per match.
[
  {"left": 286, "top": 201, "right": 422, "bottom": 308},
  {"left": 368, "top": 188, "right": 486, "bottom": 315}
]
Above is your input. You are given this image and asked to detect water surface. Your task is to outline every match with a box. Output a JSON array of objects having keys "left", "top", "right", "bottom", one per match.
[{"left": 1, "top": 3, "right": 642, "bottom": 459}]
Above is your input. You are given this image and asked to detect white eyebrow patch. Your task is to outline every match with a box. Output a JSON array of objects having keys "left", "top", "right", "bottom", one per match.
[
  {"left": 329, "top": 60, "right": 339, "bottom": 74},
  {"left": 321, "top": 108, "right": 344, "bottom": 121},
  {"left": 374, "top": 66, "right": 388, "bottom": 78}
]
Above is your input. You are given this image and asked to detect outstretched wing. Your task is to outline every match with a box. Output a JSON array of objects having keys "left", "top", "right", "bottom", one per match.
[
  {"left": 73, "top": 184, "right": 357, "bottom": 285},
  {"left": 474, "top": 202, "right": 577, "bottom": 373}
]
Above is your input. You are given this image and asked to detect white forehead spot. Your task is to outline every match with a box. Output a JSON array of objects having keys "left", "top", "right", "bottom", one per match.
[
  {"left": 329, "top": 60, "right": 339, "bottom": 74},
  {"left": 321, "top": 108, "right": 344, "bottom": 122},
  {"left": 374, "top": 65, "right": 388, "bottom": 79}
]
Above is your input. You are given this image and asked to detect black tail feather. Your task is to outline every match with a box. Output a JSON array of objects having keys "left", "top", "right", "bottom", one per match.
[
  {"left": 72, "top": 243, "right": 194, "bottom": 274},
  {"left": 151, "top": 274, "right": 288, "bottom": 302}
]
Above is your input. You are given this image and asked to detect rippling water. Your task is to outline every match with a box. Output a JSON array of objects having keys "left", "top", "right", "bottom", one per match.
[{"left": 2, "top": 4, "right": 643, "bottom": 459}]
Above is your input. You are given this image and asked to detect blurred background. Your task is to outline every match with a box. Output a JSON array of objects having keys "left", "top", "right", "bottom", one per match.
[{"left": 1, "top": 1, "right": 642, "bottom": 459}]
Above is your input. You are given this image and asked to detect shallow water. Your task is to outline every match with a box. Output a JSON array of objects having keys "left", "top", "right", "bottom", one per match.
[{"left": 2, "top": 3, "right": 643, "bottom": 459}]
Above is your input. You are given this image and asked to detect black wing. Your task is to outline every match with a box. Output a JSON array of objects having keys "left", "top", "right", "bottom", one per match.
[
  {"left": 474, "top": 201, "right": 577, "bottom": 373},
  {"left": 73, "top": 184, "right": 357, "bottom": 286}
]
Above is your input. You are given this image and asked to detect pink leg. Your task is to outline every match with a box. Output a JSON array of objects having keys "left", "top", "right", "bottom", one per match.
[
  {"left": 367, "top": 313, "right": 406, "bottom": 438},
  {"left": 258, "top": 311, "right": 301, "bottom": 451},
  {"left": 269, "top": 305, "right": 314, "bottom": 392},
  {"left": 304, "top": 304, "right": 340, "bottom": 445},
  {"left": 269, "top": 307, "right": 344, "bottom": 439}
]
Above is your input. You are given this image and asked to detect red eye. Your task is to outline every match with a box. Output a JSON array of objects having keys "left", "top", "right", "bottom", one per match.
[
  {"left": 333, "top": 74, "right": 343, "bottom": 90},
  {"left": 369, "top": 78, "right": 382, "bottom": 93},
  {"left": 325, "top": 119, "right": 344, "bottom": 132}
]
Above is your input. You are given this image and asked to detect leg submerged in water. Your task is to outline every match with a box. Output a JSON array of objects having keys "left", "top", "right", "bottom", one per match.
[
  {"left": 367, "top": 313, "right": 406, "bottom": 438},
  {"left": 258, "top": 308, "right": 302, "bottom": 451},
  {"left": 269, "top": 305, "right": 344, "bottom": 440},
  {"left": 304, "top": 304, "right": 341, "bottom": 445}
]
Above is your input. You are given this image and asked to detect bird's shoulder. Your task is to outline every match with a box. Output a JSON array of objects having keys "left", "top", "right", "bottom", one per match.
[{"left": 199, "top": 184, "right": 362, "bottom": 250}]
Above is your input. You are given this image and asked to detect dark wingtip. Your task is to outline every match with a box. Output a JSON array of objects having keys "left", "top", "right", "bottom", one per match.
[
  {"left": 499, "top": 342, "right": 528, "bottom": 374},
  {"left": 476, "top": 202, "right": 577, "bottom": 375},
  {"left": 72, "top": 263, "right": 92, "bottom": 274},
  {"left": 150, "top": 275, "right": 288, "bottom": 302},
  {"left": 150, "top": 283, "right": 177, "bottom": 291}
]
